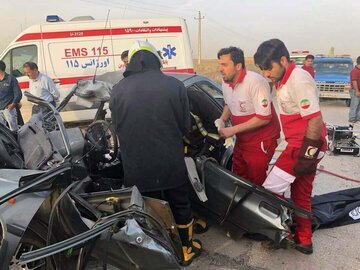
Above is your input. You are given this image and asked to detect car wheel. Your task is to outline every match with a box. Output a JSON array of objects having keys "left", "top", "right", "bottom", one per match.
[{"left": 9, "top": 220, "right": 56, "bottom": 270}]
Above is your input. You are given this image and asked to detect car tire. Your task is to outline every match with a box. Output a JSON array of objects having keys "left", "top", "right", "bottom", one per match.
[{"left": 10, "top": 219, "right": 57, "bottom": 270}]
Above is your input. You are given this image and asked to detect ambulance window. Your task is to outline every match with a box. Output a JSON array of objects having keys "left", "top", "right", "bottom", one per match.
[
  {"left": 2, "top": 52, "right": 11, "bottom": 74},
  {"left": 11, "top": 45, "right": 38, "bottom": 77}
]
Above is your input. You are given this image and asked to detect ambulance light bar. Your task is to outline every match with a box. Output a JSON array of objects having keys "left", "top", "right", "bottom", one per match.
[{"left": 46, "top": 15, "right": 64, "bottom": 22}]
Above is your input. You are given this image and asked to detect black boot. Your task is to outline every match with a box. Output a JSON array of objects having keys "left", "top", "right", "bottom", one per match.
[
  {"left": 295, "top": 243, "right": 313, "bottom": 254},
  {"left": 193, "top": 218, "right": 209, "bottom": 234},
  {"left": 177, "top": 218, "right": 202, "bottom": 266}
]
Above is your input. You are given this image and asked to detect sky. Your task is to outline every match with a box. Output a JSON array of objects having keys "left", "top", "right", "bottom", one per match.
[{"left": 1, "top": 0, "right": 359, "bottom": 59}]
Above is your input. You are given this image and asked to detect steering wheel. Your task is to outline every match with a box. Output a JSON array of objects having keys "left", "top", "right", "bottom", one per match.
[{"left": 84, "top": 120, "right": 119, "bottom": 163}]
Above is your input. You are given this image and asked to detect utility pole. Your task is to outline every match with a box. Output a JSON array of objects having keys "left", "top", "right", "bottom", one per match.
[{"left": 194, "top": 11, "right": 204, "bottom": 65}]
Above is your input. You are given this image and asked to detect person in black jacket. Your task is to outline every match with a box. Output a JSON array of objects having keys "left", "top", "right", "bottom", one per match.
[
  {"left": 110, "top": 41, "right": 202, "bottom": 266},
  {"left": 0, "top": 60, "right": 22, "bottom": 131}
]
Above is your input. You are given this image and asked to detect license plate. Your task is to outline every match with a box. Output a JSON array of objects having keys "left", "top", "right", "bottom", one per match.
[{"left": 340, "top": 148, "right": 354, "bottom": 153}]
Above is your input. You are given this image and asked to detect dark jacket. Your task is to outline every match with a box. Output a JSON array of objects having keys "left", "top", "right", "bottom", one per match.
[
  {"left": 0, "top": 73, "right": 22, "bottom": 110},
  {"left": 110, "top": 52, "right": 190, "bottom": 192}
]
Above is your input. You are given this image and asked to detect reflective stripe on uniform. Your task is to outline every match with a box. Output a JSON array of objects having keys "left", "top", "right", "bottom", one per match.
[{"left": 262, "top": 165, "right": 296, "bottom": 195}]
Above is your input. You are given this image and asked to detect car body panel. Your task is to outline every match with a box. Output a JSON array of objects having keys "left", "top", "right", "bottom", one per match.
[
  {"left": 189, "top": 157, "right": 311, "bottom": 244},
  {"left": 16, "top": 186, "right": 183, "bottom": 269}
]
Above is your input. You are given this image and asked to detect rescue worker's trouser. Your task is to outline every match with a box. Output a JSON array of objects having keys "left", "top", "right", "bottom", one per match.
[
  {"left": 349, "top": 89, "right": 360, "bottom": 122},
  {"left": 232, "top": 137, "right": 278, "bottom": 186},
  {"left": 262, "top": 146, "right": 324, "bottom": 245},
  {"left": 142, "top": 182, "right": 192, "bottom": 225}
]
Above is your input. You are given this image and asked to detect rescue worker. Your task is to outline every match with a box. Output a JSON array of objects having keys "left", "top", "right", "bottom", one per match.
[
  {"left": 348, "top": 56, "right": 360, "bottom": 123},
  {"left": 110, "top": 41, "right": 202, "bottom": 266},
  {"left": 121, "top": 50, "right": 129, "bottom": 67},
  {"left": 302, "top": 54, "right": 315, "bottom": 78},
  {"left": 119, "top": 50, "right": 129, "bottom": 71},
  {"left": 216, "top": 47, "right": 280, "bottom": 186},
  {"left": 254, "top": 39, "right": 327, "bottom": 254},
  {"left": 0, "top": 60, "right": 22, "bottom": 131}
]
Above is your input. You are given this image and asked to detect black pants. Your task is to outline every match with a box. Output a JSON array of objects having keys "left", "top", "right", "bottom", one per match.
[{"left": 143, "top": 183, "right": 192, "bottom": 225}]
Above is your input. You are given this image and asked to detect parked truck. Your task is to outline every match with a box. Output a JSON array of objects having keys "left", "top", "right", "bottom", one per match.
[{"left": 313, "top": 56, "right": 353, "bottom": 106}]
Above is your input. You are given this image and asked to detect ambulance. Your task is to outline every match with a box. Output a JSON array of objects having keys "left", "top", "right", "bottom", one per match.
[{"left": 0, "top": 16, "right": 194, "bottom": 122}]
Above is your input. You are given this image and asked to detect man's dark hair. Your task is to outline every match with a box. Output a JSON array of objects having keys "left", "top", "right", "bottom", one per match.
[
  {"left": 254, "top": 39, "right": 290, "bottom": 70},
  {"left": 305, "top": 54, "right": 315, "bottom": 60},
  {"left": 217, "top": 47, "right": 245, "bottom": 68},
  {"left": 121, "top": 50, "right": 129, "bottom": 60},
  {"left": 0, "top": 60, "right": 5, "bottom": 72},
  {"left": 357, "top": 56, "right": 360, "bottom": 65},
  {"left": 23, "top": 62, "right": 38, "bottom": 70}
]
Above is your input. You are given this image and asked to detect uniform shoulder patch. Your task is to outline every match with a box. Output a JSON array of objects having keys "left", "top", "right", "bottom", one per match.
[
  {"left": 300, "top": 99, "right": 310, "bottom": 109},
  {"left": 261, "top": 98, "right": 268, "bottom": 108}
]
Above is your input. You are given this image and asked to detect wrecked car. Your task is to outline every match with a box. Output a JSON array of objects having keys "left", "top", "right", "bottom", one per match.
[{"left": 0, "top": 72, "right": 313, "bottom": 269}]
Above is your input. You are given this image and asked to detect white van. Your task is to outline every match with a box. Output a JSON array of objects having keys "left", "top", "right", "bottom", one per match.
[{"left": 0, "top": 16, "right": 194, "bottom": 122}]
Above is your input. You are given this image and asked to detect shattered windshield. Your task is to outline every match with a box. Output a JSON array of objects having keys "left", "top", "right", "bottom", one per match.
[{"left": 314, "top": 61, "right": 353, "bottom": 75}]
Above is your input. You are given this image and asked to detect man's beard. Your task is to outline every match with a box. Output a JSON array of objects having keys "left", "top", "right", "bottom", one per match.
[
  {"left": 273, "top": 66, "right": 286, "bottom": 82},
  {"left": 223, "top": 72, "right": 237, "bottom": 83}
]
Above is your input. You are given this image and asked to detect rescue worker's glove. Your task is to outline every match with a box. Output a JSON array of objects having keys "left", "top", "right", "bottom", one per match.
[
  {"left": 223, "top": 137, "right": 234, "bottom": 148},
  {"left": 294, "top": 136, "right": 324, "bottom": 176},
  {"left": 214, "top": 119, "right": 225, "bottom": 130}
]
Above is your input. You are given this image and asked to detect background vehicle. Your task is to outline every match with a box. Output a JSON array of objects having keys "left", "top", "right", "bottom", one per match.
[
  {"left": 290, "top": 50, "right": 310, "bottom": 66},
  {"left": 0, "top": 16, "right": 194, "bottom": 122},
  {"left": 314, "top": 56, "right": 353, "bottom": 106}
]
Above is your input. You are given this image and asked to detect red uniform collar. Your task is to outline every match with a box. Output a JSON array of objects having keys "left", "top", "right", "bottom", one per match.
[
  {"left": 301, "top": 65, "right": 313, "bottom": 71},
  {"left": 274, "top": 61, "right": 296, "bottom": 90},
  {"left": 226, "top": 68, "right": 247, "bottom": 89}
]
